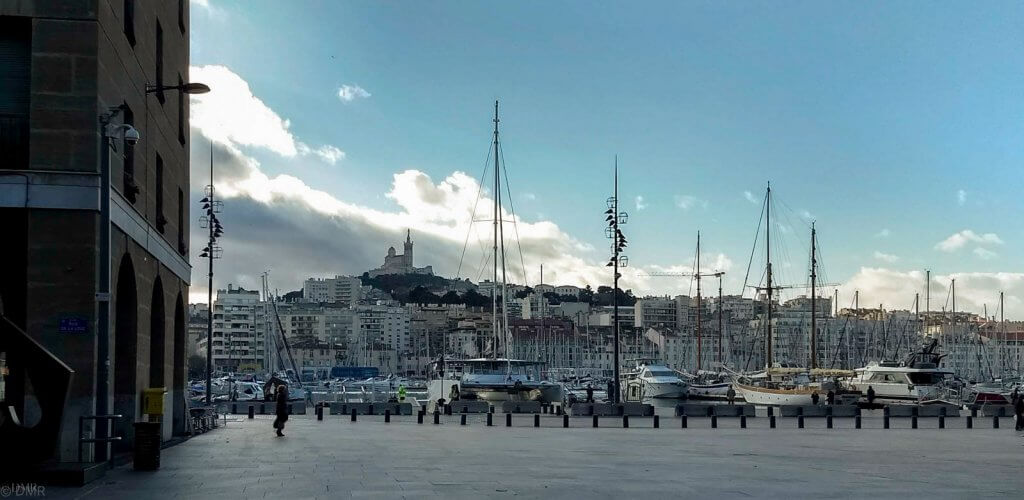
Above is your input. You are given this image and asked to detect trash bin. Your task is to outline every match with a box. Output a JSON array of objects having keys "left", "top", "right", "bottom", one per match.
[
  {"left": 142, "top": 387, "right": 167, "bottom": 417},
  {"left": 133, "top": 422, "right": 161, "bottom": 470}
]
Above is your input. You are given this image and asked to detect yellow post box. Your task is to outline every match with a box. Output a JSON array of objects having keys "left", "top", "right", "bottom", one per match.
[{"left": 143, "top": 387, "right": 167, "bottom": 416}]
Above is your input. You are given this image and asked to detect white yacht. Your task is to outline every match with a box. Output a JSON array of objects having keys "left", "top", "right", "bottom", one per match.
[
  {"left": 622, "top": 360, "right": 688, "bottom": 400},
  {"left": 847, "top": 340, "right": 956, "bottom": 403},
  {"left": 428, "top": 358, "right": 563, "bottom": 405}
]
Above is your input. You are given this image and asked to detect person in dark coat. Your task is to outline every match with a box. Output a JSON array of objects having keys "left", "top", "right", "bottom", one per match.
[
  {"left": 866, "top": 386, "right": 876, "bottom": 405},
  {"left": 1014, "top": 393, "right": 1024, "bottom": 431},
  {"left": 826, "top": 390, "right": 836, "bottom": 405},
  {"left": 273, "top": 385, "right": 289, "bottom": 437},
  {"left": 585, "top": 384, "right": 594, "bottom": 403},
  {"left": 811, "top": 392, "right": 820, "bottom": 405}
]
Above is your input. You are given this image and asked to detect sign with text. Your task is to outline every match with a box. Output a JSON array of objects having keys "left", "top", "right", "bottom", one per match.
[{"left": 59, "top": 317, "right": 88, "bottom": 334}]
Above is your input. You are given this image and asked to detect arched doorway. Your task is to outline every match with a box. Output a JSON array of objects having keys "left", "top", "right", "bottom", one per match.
[
  {"left": 149, "top": 276, "right": 165, "bottom": 388},
  {"left": 172, "top": 294, "right": 186, "bottom": 435},
  {"left": 113, "top": 255, "right": 138, "bottom": 451}
]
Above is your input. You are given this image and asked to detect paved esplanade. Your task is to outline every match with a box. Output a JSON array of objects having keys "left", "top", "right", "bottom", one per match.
[{"left": 56, "top": 414, "right": 1023, "bottom": 499}]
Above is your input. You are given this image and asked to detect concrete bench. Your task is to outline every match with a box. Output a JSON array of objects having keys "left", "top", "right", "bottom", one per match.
[
  {"left": 327, "top": 402, "right": 411, "bottom": 416},
  {"left": 620, "top": 402, "right": 655, "bottom": 417},
  {"left": 569, "top": 403, "right": 595, "bottom": 416},
  {"left": 919, "top": 405, "right": 960, "bottom": 417},
  {"left": 981, "top": 405, "right": 1012, "bottom": 417},
  {"left": 676, "top": 403, "right": 753, "bottom": 417},
  {"left": 502, "top": 401, "right": 542, "bottom": 414},
  {"left": 228, "top": 401, "right": 306, "bottom": 415},
  {"left": 449, "top": 401, "right": 490, "bottom": 414},
  {"left": 780, "top": 405, "right": 828, "bottom": 417}
]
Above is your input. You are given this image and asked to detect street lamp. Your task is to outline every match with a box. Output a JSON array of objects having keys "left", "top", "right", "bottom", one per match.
[
  {"left": 200, "top": 145, "right": 224, "bottom": 405},
  {"left": 145, "top": 82, "right": 211, "bottom": 94},
  {"left": 604, "top": 156, "right": 627, "bottom": 404}
]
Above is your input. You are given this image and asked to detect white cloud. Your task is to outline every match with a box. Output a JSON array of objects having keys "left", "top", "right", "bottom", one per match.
[
  {"left": 872, "top": 251, "right": 899, "bottom": 263},
  {"left": 743, "top": 191, "right": 759, "bottom": 205},
  {"left": 973, "top": 247, "right": 997, "bottom": 260},
  {"left": 957, "top": 189, "right": 967, "bottom": 206},
  {"left": 839, "top": 268, "right": 1024, "bottom": 318},
  {"left": 800, "top": 210, "right": 814, "bottom": 220},
  {"left": 674, "top": 195, "right": 707, "bottom": 210},
  {"left": 935, "top": 229, "right": 1003, "bottom": 252},
  {"left": 521, "top": 192, "right": 537, "bottom": 201},
  {"left": 874, "top": 228, "right": 891, "bottom": 238},
  {"left": 191, "top": 0, "right": 210, "bottom": 8},
  {"left": 337, "top": 84, "right": 371, "bottom": 102},
  {"left": 313, "top": 145, "right": 345, "bottom": 165},
  {"left": 635, "top": 195, "right": 647, "bottom": 211}
]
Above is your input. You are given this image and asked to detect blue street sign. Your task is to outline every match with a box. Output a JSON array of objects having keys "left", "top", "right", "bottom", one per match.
[{"left": 59, "top": 317, "right": 88, "bottom": 334}]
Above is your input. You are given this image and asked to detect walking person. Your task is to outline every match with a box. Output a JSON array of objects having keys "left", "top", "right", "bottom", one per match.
[
  {"left": 826, "top": 389, "right": 835, "bottom": 405},
  {"left": 1015, "top": 392, "right": 1024, "bottom": 432},
  {"left": 585, "top": 384, "right": 594, "bottom": 403},
  {"left": 727, "top": 386, "right": 736, "bottom": 405},
  {"left": 273, "top": 385, "right": 289, "bottom": 437}
]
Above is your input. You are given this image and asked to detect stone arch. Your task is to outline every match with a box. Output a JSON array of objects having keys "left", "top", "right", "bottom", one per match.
[
  {"left": 172, "top": 293, "right": 186, "bottom": 435},
  {"left": 149, "top": 276, "right": 166, "bottom": 388},
  {"left": 113, "top": 254, "right": 138, "bottom": 450}
]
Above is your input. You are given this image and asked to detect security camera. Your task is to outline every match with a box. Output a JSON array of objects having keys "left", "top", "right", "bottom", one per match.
[{"left": 123, "top": 125, "right": 141, "bottom": 146}]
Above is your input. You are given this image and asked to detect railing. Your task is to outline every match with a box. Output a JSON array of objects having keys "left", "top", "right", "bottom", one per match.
[{"left": 78, "top": 414, "right": 123, "bottom": 464}]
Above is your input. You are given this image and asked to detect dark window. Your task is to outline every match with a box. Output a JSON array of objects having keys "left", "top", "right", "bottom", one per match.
[
  {"left": 124, "top": 0, "right": 135, "bottom": 46},
  {"left": 156, "top": 153, "right": 166, "bottom": 233},
  {"left": 0, "top": 17, "right": 30, "bottom": 170},
  {"left": 178, "top": 0, "right": 186, "bottom": 34},
  {"left": 177, "top": 74, "right": 185, "bottom": 145},
  {"left": 155, "top": 21, "right": 164, "bottom": 104},
  {"left": 178, "top": 188, "right": 186, "bottom": 254},
  {"left": 122, "top": 104, "right": 139, "bottom": 203}
]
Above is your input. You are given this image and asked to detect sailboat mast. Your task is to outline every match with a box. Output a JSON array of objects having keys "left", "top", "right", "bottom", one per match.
[
  {"left": 492, "top": 100, "right": 500, "bottom": 357},
  {"left": 612, "top": 157, "right": 621, "bottom": 404},
  {"left": 696, "top": 231, "right": 702, "bottom": 372},
  {"left": 810, "top": 222, "right": 817, "bottom": 369},
  {"left": 765, "top": 183, "right": 773, "bottom": 375}
]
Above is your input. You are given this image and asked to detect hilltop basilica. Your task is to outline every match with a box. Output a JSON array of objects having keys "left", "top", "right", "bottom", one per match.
[{"left": 366, "top": 230, "right": 435, "bottom": 278}]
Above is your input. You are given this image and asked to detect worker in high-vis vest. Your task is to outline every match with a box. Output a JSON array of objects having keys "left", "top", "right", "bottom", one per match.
[{"left": 398, "top": 384, "right": 407, "bottom": 402}]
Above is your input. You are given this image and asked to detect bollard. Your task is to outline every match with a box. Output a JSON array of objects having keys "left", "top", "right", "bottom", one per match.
[
  {"left": 248, "top": 405, "right": 255, "bottom": 419},
  {"left": 711, "top": 415, "right": 718, "bottom": 429},
  {"left": 770, "top": 415, "right": 776, "bottom": 429},
  {"left": 385, "top": 409, "right": 391, "bottom": 423},
  {"left": 623, "top": 415, "right": 629, "bottom": 428},
  {"left": 487, "top": 413, "right": 493, "bottom": 426},
  {"left": 351, "top": 409, "right": 357, "bottom": 422},
  {"left": 593, "top": 415, "right": 599, "bottom": 428},
  {"left": 911, "top": 416, "right": 917, "bottom": 429},
  {"left": 563, "top": 414, "right": 569, "bottom": 428},
  {"left": 368, "top": 404, "right": 373, "bottom": 416},
  {"left": 798, "top": 415, "right": 804, "bottom": 429},
  {"left": 855, "top": 415, "right": 861, "bottom": 429},
  {"left": 433, "top": 410, "right": 440, "bottom": 425},
  {"left": 418, "top": 411, "right": 424, "bottom": 424},
  {"left": 506, "top": 413, "right": 512, "bottom": 427},
  {"left": 827, "top": 415, "right": 833, "bottom": 429},
  {"left": 740, "top": 415, "right": 747, "bottom": 429},
  {"left": 993, "top": 416, "right": 999, "bottom": 429},
  {"left": 317, "top": 405, "right": 323, "bottom": 421},
  {"left": 884, "top": 416, "right": 890, "bottom": 429},
  {"left": 966, "top": 416, "right": 973, "bottom": 429},
  {"left": 938, "top": 415, "right": 945, "bottom": 429},
  {"left": 654, "top": 415, "right": 660, "bottom": 428},
  {"left": 534, "top": 414, "right": 540, "bottom": 428},
  {"left": 681, "top": 415, "right": 687, "bottom": 428},
  {"left": 460, "top": 414, "right": 467, "bottom": 426}
]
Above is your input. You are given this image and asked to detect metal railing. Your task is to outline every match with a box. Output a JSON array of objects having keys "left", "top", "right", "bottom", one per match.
[{"left": 78, "top": 414, "right": 123, "bottom": 464}]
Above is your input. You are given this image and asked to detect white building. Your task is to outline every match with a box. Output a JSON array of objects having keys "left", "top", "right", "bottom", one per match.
[
  {"left": 197, "top": 284, "right": 267, "bottom": 373},
  {"left": 303, "top": 275, "right": 364, "bottom": 305}
]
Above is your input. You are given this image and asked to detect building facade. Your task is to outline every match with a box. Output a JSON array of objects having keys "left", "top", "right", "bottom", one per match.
[
  {"left": 0, "top": 0, "right": 193, "bottom": 462},
  {"left": 366, "top": 230, "right": 434, "bottom": 278}
]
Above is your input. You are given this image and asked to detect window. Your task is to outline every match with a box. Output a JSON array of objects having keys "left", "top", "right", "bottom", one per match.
[
  {"left": 155, "top": 154, "right": 166, "bottom": 232},
  {"left": 0, "top": 17, "right": 30, "bottom": 170},
  {"left": 178, "top": 188, "right": 186, "bottom": 254},
  {"left": 124, "top": 0, "right": 136, "bottom": 46},
  {"left": 178, "top": 0, "right": 186, "bottom": 34},
  {"left": 177, "top": 74, "right": 186, "bottom": 145},
  {"left": 155, "top": 21, "right": 164, "bottom": 104},
  {"left": 121, "top": 104, "right": 139, "bottom": 203}
]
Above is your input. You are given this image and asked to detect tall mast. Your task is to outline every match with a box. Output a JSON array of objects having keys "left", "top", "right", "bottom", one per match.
[
  {"left": 765, "top": 183, "right": 773, "bottom": 375},
  {"left": 717, "top": 273, "right": 723, "bottom": 365},
  {"left": 696, "top": 231, "right": 702, "bottom": 372},
  {"left": 925, "top": 269, "right": 930, "bottom": 333},
  {"left": 491, "top": 100, "right": 500, "bottom": 357},
  {"left": 1000, "top": 291, "right": 1005, "bottom": 376},
  {"left": 612, "top": 157, "right": 621, "bottom": 403},
  {"left": 810, "top": 222, "right": 817, "bottom": 369}
]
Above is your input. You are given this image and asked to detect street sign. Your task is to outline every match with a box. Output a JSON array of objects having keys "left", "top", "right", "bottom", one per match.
[{"left": 59, "top": 317, "right": 88, "bottom": 334}]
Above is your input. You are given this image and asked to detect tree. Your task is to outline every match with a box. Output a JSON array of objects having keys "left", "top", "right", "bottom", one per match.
[
  {"left": 441, "top": 290, "right": 460, "bottom": 304},
  {"left": 462, "top": 289, "right": 489, "bottom": 308},
  {"left": 408, "top": 285, "right": 440, "bottom": 305},
  {"left": 579, "top": 285, "right": 594, "bottom": 304}
]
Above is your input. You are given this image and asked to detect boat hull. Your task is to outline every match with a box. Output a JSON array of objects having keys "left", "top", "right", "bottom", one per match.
[
  {"left": 688, "top": 382, "right": 734, "bottom": 400},
  {"left": 734, "top": 383, "right": 816, "bottom": 406},
  {"left": 642, "top": 381, "right": 688, "bottom": 399}
]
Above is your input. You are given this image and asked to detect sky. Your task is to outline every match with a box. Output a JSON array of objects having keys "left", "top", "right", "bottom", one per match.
[{"left": 186, "top": 0, "right": 1024, "bottom": 318}]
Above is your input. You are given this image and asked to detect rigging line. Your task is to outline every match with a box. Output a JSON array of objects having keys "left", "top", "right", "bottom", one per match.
[
  {"left": 455, "top": 141, "right": 495, "bottom": 280},
  {"left": 497, "top": 142, "right": 530, "bottom": 286},
  {"left": 740, "top": 190, "right": 768, "bottom": 298}
]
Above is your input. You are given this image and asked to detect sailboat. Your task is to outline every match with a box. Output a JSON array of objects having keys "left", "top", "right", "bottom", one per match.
[
  {"left": 426, "top": 101, "right": 563, "bottom": 407},
  {"left": 733, "top": 184, "right": 824, "bottom": 405}
]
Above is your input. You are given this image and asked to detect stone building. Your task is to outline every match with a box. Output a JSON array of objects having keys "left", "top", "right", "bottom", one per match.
[
  {"left": 366, "top": 229, "right": 434, "bottom": 277},
  {"left": 0, "top": 0, "right": 193, "bottom": 463}
]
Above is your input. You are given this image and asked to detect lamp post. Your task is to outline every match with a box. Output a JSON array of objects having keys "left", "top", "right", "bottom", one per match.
[
  {"left": 200, "top": 144, "right": 224, "bottom": 405},
  {"left": 604, "top": 157, "right": 627, "bottom": 403}
]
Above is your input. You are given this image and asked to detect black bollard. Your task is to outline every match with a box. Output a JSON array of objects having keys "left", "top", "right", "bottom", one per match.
[
  {"left": 563, "top": 414, "right": 569, "bottom": 428},
  {"left": 741, "top": 415, "right": 747, "bottom": 429},
  {"left": 681, "top": 415, "right": 688, "bottom": 428},
  {"left": 911, "top": 416, "right": 917, "bottom": 429},
  {"left": 711, "top": 415, "right": 718, "bottom": 429},
  {"left": 770, "top": 415, "right": 776, "bottom": 429},
  {"left": 460, "top": 414, "right": 467, "bottom": 426},
  {"left": 385, "top": 409, "right": 391, "bottom": 423},
  {"left": 487, "top": 413, "right": 493, "bottom": 426},
  {"left": 317, "top": 405, "right": 323, "bottom": 421},
  {"left": 884, "top": 416, "right": 890, "bottom": 429},
  {"left": 654, "top": 415, "right": 660, "bottom": 428},
  {"left": 593, "top": 414, "right": 599, "bottom": 428},
  {"left": 938, "top": 416, "right": 945, "bottom": 429},
  {"left": 827, "top": 415, "right": 832, "bottom": 429},
  {"left": 798, "top": 415, "right": 804, "bottom": 429},
  {"left": 966, "top": 416, "right": 973, "bottom": 429},
  {"left": 368, "top": 404, "right": 373, "bottom": 416},
  {"left": 433, "top": 410, "right": 440, "bottom": 425},
  {"left": 993, "top": 416, "right": 1000, "bottom": 429},
  {"left": 248, "top": 405, "right": 255, "bottom": 419},
  {"left": 855, "top": 415, "right": 861, "bottom": 429},
  {"left": 418, "top": 411, "right": 424, "bottom": 424},
  {"left": 623, "top": 415, "right": 629, "bottom": 428},
  {"left": 506, "top": 413, "right": 512, "bottom": 427},
  {"left": 351, "top": 409, "right": 357, "bottom": 422},
  {"left": 534, "top": 414, "right": 540, "bottom": 428}
]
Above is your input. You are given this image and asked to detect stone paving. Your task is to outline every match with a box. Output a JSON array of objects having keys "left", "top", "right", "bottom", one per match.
[{"left": 51, "top": 413, "right": 1024, "bottom": 499}]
